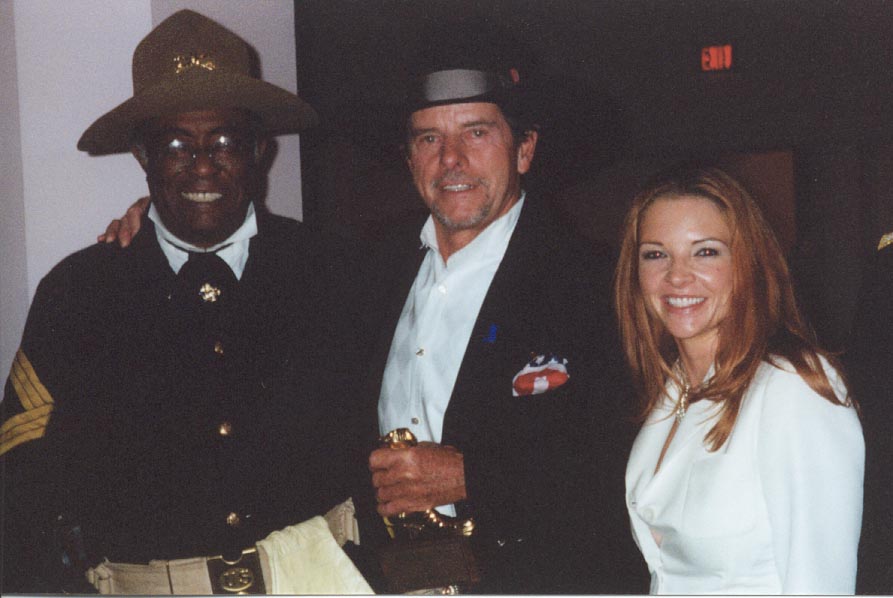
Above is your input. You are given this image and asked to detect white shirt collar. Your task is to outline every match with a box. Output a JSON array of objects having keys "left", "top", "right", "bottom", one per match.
[
  {"left": 419, "top": 191, "right": 526, "bottom": 268},
  {"left": 148, "top": 201, "right": 258, "bottom": 280}
]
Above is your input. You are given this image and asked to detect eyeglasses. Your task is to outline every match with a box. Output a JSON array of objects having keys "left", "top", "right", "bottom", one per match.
[{"left": 155, "top": 133, "right": 254, "bottom": 170}]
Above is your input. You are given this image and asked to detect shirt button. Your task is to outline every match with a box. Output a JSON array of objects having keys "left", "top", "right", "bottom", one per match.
[
  {"left": 416, "top": 348, "right": 425, "bottom": 357},
  {"left": 437, "top": 284, "right": 447, "bottom": 294},
  {"left": 642, "top": 507, "right": 656, "bottom": 523},
  {"left": 411, "top": 417, "right": 419, "bottom": 425},
  {"left": 218, "top": 421, "right": 233, "bottom": 437},
  {"left": 226, "top": 512, "right": 241, "bottom": 527}
]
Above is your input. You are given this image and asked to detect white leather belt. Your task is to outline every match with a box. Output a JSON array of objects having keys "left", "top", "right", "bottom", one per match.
[
  {"left": 85, "top": 498, "right": 364, "bottom": 595},
  {"left": 86, "top": 548, "right": 269, "bottom": 595}
]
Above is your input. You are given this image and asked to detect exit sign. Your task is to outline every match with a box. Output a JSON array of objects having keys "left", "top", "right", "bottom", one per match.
[{"left": 701, "top": 44, "right": 733, "bottom": 72}]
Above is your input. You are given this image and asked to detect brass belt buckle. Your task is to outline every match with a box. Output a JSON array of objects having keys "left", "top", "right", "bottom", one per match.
[{"left": 207, "top": 546, "right": 266, "bottom": 595}]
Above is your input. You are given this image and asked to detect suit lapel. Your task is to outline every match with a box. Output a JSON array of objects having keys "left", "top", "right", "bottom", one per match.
[{"left": 445, "top": 197, "right": 548, "bottom": 432}]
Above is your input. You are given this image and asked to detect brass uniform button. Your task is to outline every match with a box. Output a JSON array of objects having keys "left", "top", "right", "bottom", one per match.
[
  {"left": 226, "top": 512, "right": 241, "bottom": 527},
  {"left": 218, "top": 421, "right": 233, "bottom": 437},
  {"left": 214, "top": 341, "right": 224, "bottom": 355}
]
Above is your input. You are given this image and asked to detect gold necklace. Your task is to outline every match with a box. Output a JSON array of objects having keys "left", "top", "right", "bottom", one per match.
[
  {"left": 673, "top": 362, "right": 691, "bottom": 422},
  {"left": 675, "top": 382, "right": 690, "bottom": 422}
]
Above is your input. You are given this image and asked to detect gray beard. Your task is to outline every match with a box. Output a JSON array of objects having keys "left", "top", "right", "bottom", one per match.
[{"left": 430, "top": 200, "right": 492, "bottom": 231}]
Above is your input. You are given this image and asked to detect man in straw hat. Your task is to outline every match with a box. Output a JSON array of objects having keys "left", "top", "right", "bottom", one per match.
[
  {"left": 1, "top": 10, "right": 371, "bottom": 594},
  {"left": 352, "top": 50, "right": 647, "bottom": 593}
]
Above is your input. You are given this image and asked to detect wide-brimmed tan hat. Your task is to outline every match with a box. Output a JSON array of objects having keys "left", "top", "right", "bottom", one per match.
[{"left": 78, "top": 9, "right": 318, "bottom": 155}]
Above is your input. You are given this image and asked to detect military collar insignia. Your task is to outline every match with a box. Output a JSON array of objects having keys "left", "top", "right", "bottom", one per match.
[{"left": 199, "top": 283, "right": 222, "bottom": 303}]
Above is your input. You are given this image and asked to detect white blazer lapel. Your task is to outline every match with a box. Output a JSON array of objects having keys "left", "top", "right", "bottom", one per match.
[
  {"left": 647, "top": 364, "right": 721, "bottom": 480},
  {"left": 626, "top": 402, "right": 674, "bottom": 502},
  {"left": 656, "top": 398, "right": 720, "bottom": 472},
  {"left": 627, "top": 392, "right": 721, "bottom": 525}
]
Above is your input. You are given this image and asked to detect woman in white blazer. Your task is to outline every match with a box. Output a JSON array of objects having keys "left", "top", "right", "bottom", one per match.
[{"left": 613, "top": 165, "right": 864, "bottom": 594}]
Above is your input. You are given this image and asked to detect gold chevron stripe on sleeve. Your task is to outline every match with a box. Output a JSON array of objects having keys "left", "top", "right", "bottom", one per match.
[
  {"left": 878, "top": 232, "right": 893, "bottom": 251},
  {"left": 1, "top": 349, "right": 55, "bottom": 456},
  {"left": 10, "top": 349, "right": 54, "bottom": 410},
  {"left": 0, "top": 404, "right": 53, "bottom": 457}
]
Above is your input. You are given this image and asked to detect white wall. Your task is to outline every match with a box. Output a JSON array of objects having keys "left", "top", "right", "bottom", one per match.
[
  {"left": 0, "top": 0, "right": 304, "bottom": 381},
  {"left": 0, "top": 0, "right": 29, "bottom": 383}
]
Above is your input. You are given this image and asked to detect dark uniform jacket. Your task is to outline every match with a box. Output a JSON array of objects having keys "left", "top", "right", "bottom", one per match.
[
  {"left": 1, "top": 212, "right": 362, "bottom": 592},
  {"left": 851, "top": 242, "right": 893, "bottom": 594},
  {"left": 353, "top": 195, "right": 648, "bottom": 594}
]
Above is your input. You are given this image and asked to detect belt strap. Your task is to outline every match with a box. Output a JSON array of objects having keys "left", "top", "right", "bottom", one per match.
[
  {"left": 85, "top": 498, "right": 361, "bottom": 594},
  {"left": 86, "top": 556, "right": 218, "bottom": 594},
  {"left": 87, "top": 547, "right": 272, "bottom": 594}
]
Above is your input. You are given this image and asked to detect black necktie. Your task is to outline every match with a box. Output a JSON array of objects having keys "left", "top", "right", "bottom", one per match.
[{"left": 175, "top": 251, "right": 238, "bottom": 308}]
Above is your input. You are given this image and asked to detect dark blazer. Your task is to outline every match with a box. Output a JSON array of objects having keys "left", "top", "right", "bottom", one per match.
[
  {"left": 851, "top": 242, "right": 893, "bottom": 594},
  {"left": 0, "top": 212, "right": 362, "bottom": 593},
  {"left": 356, "top": 195, "right": 647, "bottom": 594}
]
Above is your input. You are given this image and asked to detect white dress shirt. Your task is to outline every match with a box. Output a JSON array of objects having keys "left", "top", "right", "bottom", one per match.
[
  {"left": 378, "top": 193, "right": 526, "bottom": 514},
  {"left": 148, "top": 201, "right": 258, "bottom": 279},
  {"left": 625, "top": 358, "right": 863, "bottom": 594}
]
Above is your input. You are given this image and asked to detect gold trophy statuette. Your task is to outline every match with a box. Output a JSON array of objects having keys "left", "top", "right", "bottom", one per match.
[
  {"left": 380, "top": 428, "right": 475, "bottom": 540},
  {"left": 378, "top": 428, "right": 479, "bottom": 592}
]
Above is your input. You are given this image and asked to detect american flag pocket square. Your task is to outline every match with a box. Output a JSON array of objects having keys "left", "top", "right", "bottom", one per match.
[{"left": 512, "top": 354, "right": 569, "bottom": 397}]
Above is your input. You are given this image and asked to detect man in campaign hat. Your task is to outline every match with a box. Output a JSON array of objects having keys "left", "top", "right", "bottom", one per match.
[
  {"left": 1, "top": 10, "right": 368, "bottom": 593},
  {"left": 358, "top": 56, "right": 647, "bottom": 593}
]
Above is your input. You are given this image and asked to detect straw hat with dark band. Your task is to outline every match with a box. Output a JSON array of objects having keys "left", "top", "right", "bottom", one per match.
[
  {"left": 402, "top": 63, "right": 538, "bottom": 140},
  {"left": 77, "top": 9, "right": 318, "bottom": 155},
  {"left": 406, "top": 67, "right": 521, "bottom": 114}
]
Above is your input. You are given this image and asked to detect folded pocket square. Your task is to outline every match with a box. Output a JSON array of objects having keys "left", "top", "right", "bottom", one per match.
[{"left": 512, "top": 354, "right": 569, "bottom": 396}]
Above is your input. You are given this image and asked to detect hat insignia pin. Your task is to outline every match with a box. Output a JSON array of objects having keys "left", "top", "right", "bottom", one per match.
[
  {"left": 174, "top": 53, "right": 216, "bottom": 75},
  {"left": 199, "top": 283, "right": 221, "bottom": 302}
]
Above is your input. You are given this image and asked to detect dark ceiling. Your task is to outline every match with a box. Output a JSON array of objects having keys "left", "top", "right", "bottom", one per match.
[{"left": 295, "top": 0, "right": 893, "bottom": 163}]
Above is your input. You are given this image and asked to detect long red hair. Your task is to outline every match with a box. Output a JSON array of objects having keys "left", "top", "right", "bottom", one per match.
[{"left": 613, "top": 165, "right": 849, "bottom": 450}]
